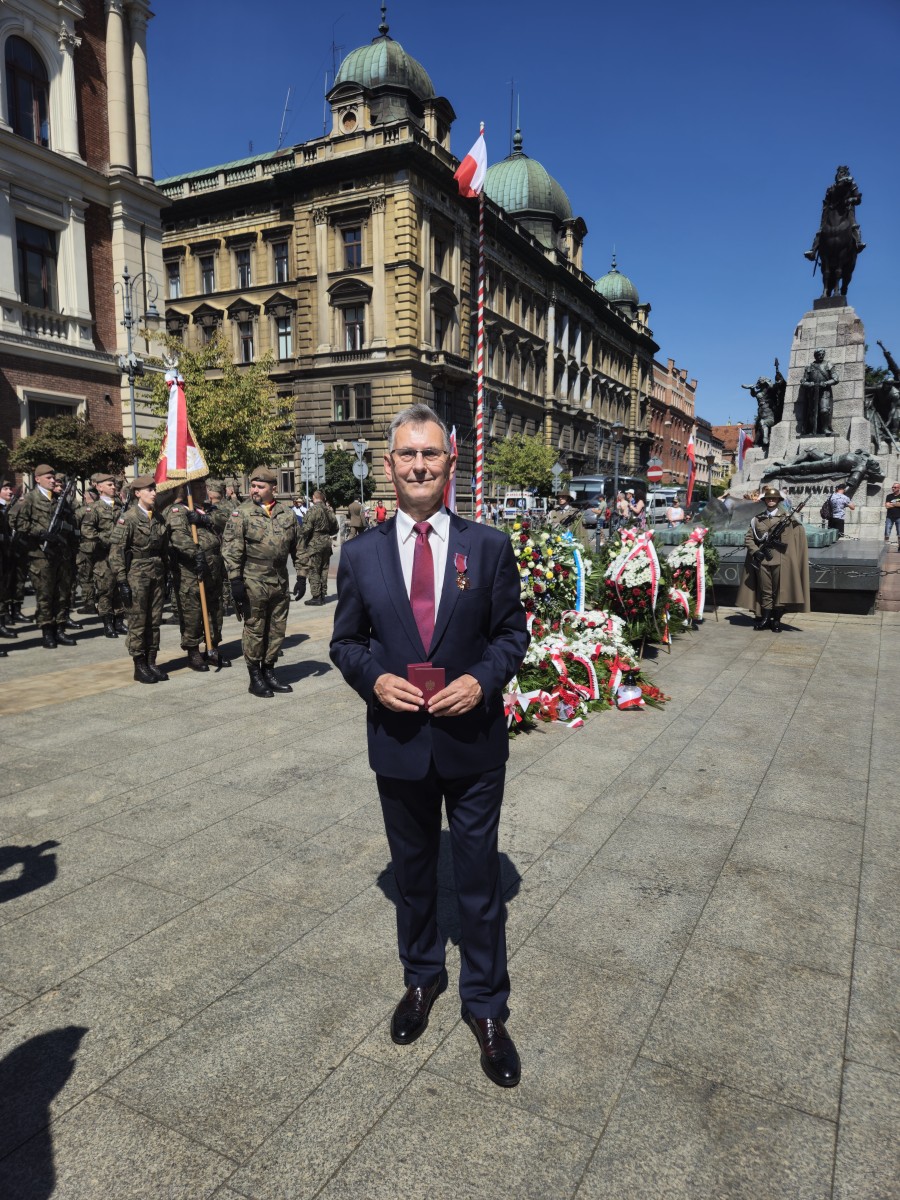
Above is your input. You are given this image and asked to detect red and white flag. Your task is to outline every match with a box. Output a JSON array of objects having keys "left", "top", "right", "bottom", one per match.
[
  {"left": 443, "top": 425, "right": 458, "bottom": 512},
  {"left": 685, "top": 430, "right": 697, "bottom": 506},
  {"left": 737, "top": 425, "right": 754, "bottom": 470},
  {"left": 154, "top": 368, "right": 208, "bottom": 491},
  {"left": 454, "top": 128, "right": 487, "bottom": 198}
]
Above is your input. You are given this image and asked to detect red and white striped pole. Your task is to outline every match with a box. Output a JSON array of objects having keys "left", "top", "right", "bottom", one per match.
[{"left": 474, "top": 126, "right": 486, "bottom": 523}]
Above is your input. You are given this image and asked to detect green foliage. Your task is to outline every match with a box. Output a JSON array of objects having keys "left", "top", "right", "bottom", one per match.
[
  {"left": 324, "top": 447, "right": 376, "bottom": 508},
  {"left": 138, "top": 332, "right": 293, "bottom": 476},
  {"left": 865, "top": 342, "right": 888, "bottom": 388},
  {"left": 485, "top": 434, "right": 558, "bottom": 496},
  {"left": 9, "top": 415, "right": 131, "bottom": 482}
]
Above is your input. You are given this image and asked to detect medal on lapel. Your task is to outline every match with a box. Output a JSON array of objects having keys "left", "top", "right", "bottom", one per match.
[{"left": 455, "top": 553, "right": 470, "bottom": 590}]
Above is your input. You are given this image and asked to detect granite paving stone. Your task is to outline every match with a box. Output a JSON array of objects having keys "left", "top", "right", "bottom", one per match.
[
  {"left": 589, "top": 810, "right": 738, "bottom": 887},
  {"left": 727, "top": 808, "right": 865, "bottom": 886},
  {"left": 856, "top": 863, "right": 900, "bottom": 950},
  {"left": 833, "top": 1061, "right": 900, "bottom": 1200},
  {"left": 846, "top": 940, "right": 900, "bottom": 1075}
]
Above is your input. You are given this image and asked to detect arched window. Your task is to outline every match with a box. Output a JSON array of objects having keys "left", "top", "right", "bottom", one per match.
[{"left": 5, "top": 36, "right": 50, "bottom": 146}]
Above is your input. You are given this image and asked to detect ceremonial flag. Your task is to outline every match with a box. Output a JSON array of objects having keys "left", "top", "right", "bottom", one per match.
[
  {"left": 443, "top": 425, "right": 458, "bottom": 512},
  {"left": 453, "top": 129, "right": 487, "bottom": 198},
  {"left": 737, "top": 425, "right": 754, "bottom": 470},
  {"left": 154, "top": 367, "right": 208, "bottom": 492},
  {"left": 685, "top": 430, "right": 697, "bottom": 506}
]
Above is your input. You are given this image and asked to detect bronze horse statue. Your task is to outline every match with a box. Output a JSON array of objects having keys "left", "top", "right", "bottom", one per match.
[{"left": 817, "top": 203, "right": 858, "bottom": 298}]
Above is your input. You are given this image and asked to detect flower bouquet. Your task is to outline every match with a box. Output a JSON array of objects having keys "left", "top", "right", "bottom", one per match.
[
  {"left": 510, "top": 519, "right": 590, "bottom": 620},
  {"left": 666, "top": 527, "right": 718, "bottom": 623},
  {"left": 594, "top": 529, "right": 672, "bottom": 645}
]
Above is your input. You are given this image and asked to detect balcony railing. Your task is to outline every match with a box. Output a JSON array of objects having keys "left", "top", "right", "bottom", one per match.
[{"left": 21, "top": 305, "right": 67, "bottom": 340}]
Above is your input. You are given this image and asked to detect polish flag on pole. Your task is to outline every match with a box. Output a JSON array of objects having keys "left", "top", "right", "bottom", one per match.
[
  {"left": 685, "top": 429, "right": 697, "bottom": 506},
  {"left": 443, "top": 425, "right": 458, "bottom": 512},
  {"left": 737, "top": 425, "right": 754, "bottom": 471},
  {"left": 154, "top": 366, "right": 208, "bottom": 491},
  {"left": 453, "top": 129, "right": 487, "bottom": 198}
]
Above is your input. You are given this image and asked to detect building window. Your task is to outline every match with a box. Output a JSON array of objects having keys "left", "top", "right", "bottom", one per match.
[
  {"left": 433, "top": 236, "right": 448, "bottom": 277},
  {"left": 235, "top": 247, "right": 251, "bottom": 289},
  {"left": 333, "top": 385, "right": 351, "bottom": 422},
  {"left": 16, "top": 220, "right": 57, "bottom": 309},
  {"left": 200, "top": 254, "right": 216, "bottom": 294},
  {"left": 201, "top": 323, "right": 217, "bottom": 345},
  {"left": 433, "top": 311, "right": 446, "bottom": 350},
  {"left": 343, "top": 305, "right": 364, "bottom": 351},
  {"left": 5, "top": 36, "right": 50, "bottom": 147},
  {"left": 276, "top": 315, "right": 293, "bottom": 360},
  {"left": 166, "top": 261, "right": 181, "bottom": 299},
  {"left": 433, "top": 389, "right": 451, "bottom": 427},
  {"left": 273, "top": 240, "right": 289, "bottom": 283},
  {"left": 238, "top": 320, "right": 254, "bottom": 363},
  {"left": 342, "top": 226, "right": 362, "bottom": 269},
  {"left": 355, "top": 383, "right": 371, "bottom": 421}
]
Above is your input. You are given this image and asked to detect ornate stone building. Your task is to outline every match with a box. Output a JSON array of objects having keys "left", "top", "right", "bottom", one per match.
[
  {"left": 157, "top": 16, "right": 658, "bottom": 500},
  {"left": 0, "top": 0, "right": 164, "bottom": 474},
  {"left": 649, "top": 356, "right": 697, "bottom": 487}
]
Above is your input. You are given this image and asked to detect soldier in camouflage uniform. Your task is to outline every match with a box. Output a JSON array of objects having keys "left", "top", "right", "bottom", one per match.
[
  {"left": 109, "top": 476, "right": 170, "bottom": 684},
  {"left": 13, "top": 465, "right": 79, "bottom": 648},
  {"left": 80, "top": 472, "right": 128, "bottom": 639},
  {"left": 222, "top": 465, "right": 301, "bottom": 698},
  {"left": 0, "top": 479, "right": 16, "bottom": 650},
  {"left": 73, "top": 487, "right": 98, "bottom": 613},
  {"left": 164, "top": 480, "right": 230, "bottom": 671},
  {"left": 295, "top": 489, "right": 338, "bottom": 606},
  {"left": 204, "top": 479, "right": 233, "bottom": 618}
]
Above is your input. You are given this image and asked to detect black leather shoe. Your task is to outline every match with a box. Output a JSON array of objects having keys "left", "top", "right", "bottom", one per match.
[
  {"left": 771, "top": 610, "right": 784, "bottom": 632},
  {"left": 465, "top": 1013, "right": 521, "bottom": 1087},
  {"left": 390, "top": 982, "right": 440, "bottom": 1045},
  {"left": 754, "top": 610, "right": 771, "bottom": 631},
  {"left": 0, "top": 622, "right": 17, "bottom": 639}
]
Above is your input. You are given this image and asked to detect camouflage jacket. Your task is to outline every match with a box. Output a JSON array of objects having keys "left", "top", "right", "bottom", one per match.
[
  {"left": 222, "top": 499, "right": 299, "bottom": 584},
  {"left": 205, "top": 502, "right": 232, "bottom": 537},
  {"left": 13, "top": 487, "right": 79, "bottom": 557},
  {"left": 109, "top": 505, "right": 168, "bottom": 582},
  {"left": 299, "top": 501, "right": 338, "bottom": 553},
  {"left": 164, "top": 502, "right": 223, "bottom": 570},
  {"left": 80, "top": 498, "right": 122, "bottom": 559}
]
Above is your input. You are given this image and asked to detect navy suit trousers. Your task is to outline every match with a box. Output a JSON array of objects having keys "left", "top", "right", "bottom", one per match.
[{"left": 376, "top": 761, "right": 510, "bottom": 1020}]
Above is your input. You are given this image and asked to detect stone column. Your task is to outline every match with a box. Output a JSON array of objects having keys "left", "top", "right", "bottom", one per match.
[
  {"left": 313, "top": 208, "right": 330, "bottom": 351},
  {"left": 0, "top": 181, "right": 18, "bottom": 313},
  {"left": 57, "top": 23, "right": 83, "bottom": 160},
  {"left": 129, "top": 5, "right": 154, "bottom": 181},
  {"left": 105, "top": 0, "right": 132, "bottom": 172},
  {"left": 420, "top": 202, "right": 431, "bottom": 346},
  {"left": 451, "top": 231, "right": 461, "bottom": 353},
  {"left": 370, "top": 195, "right": 386, "bottom": 348}
]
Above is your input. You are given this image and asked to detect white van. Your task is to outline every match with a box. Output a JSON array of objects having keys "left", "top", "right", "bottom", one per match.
[{"left": 647, "top": 489, "right": 682, "bottom": 525}]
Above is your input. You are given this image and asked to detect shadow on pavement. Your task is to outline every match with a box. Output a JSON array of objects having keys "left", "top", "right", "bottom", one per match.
[
  {"left": 276, "top": 658, "right": 334, "bottom": 685},
  {"left": 0, "top": 1025, "right": 88, "bottom": 1199},
  {"left": 0, "top": 842, "right": 59, "bottom": 903}
]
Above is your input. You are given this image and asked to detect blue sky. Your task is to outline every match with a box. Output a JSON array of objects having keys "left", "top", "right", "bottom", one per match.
[{"left": 147, "top": 0, "right": 899, "bottom": 427}]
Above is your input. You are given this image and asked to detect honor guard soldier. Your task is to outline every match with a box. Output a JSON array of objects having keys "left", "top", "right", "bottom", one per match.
[
  {"left": 73, "top": 485, "right": 98, "bottom": 614},
  {"left": 109, "top": 476, "right": 169, "bottom": 683},
  {"left": 164, "top": 480, "right": 230, "bottom": 671},
  {"left": 80, "top": 472, "right": 129, "bottom": 639},
  {"left": 222, "top": 465, "right": 301, "bottom": 697},
  {"left": 737, "top": 485, "right": 811, "bottom": 632},
  {"left": 13, "top": 464, "right": 78, "bottom": 648},
  {"left": 295, "top": 489, "right": 338, "bottom": 606}
]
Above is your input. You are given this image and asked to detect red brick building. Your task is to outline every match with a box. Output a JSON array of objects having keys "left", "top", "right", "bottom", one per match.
[
  {"left": 648, "top": 357, "right": 697, "bottom": 487},
  {"left": 0, "top": 0, "right": 163, "bottom": 479}
]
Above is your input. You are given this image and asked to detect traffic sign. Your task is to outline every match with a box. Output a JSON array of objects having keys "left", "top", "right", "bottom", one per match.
[
  {"left": 647, "top": 465, "right": 664, "bottom": 483},
  {"left": 351, "top": 439, "right": 367, "bottom": 460},
  {"left": 352, "top": 461, "right": 369, "bottom": 480}
]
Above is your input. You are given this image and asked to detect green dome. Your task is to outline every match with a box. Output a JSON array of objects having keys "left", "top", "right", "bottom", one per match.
[
  {"left": 595, "top": 256, "right": 639, "bottom": 305},
  {"left": 484, "top": 130, "right": 572, "bottom": 224},
  {"left": 334, "top": 29, "right": 434, "bottom": 100}
]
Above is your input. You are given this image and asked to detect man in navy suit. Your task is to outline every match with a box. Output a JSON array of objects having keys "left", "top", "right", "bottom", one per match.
[{"left": 330, "top": 404, "right": 528, "bottom": 1087}]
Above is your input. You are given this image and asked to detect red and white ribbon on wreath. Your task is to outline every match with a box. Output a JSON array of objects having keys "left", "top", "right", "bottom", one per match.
[
  {"left": 687, "top": 527, "right": 706, "bottom": 618},
  {"left": 669, "top": 587, "right": 692, "bottom": 621},
  {"left": 612, "top": 532, "right": 660, "bottom": 612},
  {"left": 504, "top": 680, "right": 552, "bottom": 727}
]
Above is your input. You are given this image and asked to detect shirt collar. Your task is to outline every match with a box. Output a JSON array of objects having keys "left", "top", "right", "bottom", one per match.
[
  {"left": 101, "top": 496, "right": 115, "bottom": 505},
  {"left": 396, "top": 506, "right": 450, "bottom": 544}
]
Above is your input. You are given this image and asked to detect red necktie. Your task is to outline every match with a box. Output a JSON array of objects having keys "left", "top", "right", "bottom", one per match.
[{"left": 410, "top": 521, "right": 435, "bottom": 651}]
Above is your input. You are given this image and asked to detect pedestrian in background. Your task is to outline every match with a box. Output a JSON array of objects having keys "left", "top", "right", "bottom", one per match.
[
  {"left": 295, "top": 489, "right": 338, "bottom": 606},
  {"left": 827, "top": 483, "right": 854, "bottom": 537},
  {"left": 883, "top": 482, "right": 900, "bottom": 547},
  {"left": 665, "top": 497, "right": 685, "bottom": 528}
]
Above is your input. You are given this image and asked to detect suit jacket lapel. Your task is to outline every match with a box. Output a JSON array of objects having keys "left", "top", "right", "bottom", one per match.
[
  {"left": 429, "top": 513, "right": 470, "bottom": 656},
  {"left": 376, "top": 519, "right": 428, "bottom": 658}
]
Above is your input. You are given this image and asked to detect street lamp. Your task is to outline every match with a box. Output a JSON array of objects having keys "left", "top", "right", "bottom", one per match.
[
  {"left": 116, "top": 265, "right": 160, "bottom": 476},
  {"left": 611, "top": 420, "right": 624, "bottom": 498},
  {"left": 705, "top": 452, "right": 716, "bottom": 501}
]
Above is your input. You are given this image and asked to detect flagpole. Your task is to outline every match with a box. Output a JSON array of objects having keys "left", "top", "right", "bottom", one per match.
[
  {"left": 185, "top": 482, "right": 214, "bottom": 655},
  {"left": 474, "top": 122, "right": 485, "bottom": 523}
]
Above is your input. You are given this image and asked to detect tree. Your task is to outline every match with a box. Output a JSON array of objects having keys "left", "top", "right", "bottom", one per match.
[
  {"left": 485, "top": 434, "right": 558, "bottom": 496},
  {"left": 138, "top": 332, "right": 294, "bottom": 475},
  {"left": 324, "top": 447, "right": 376, "bottom": 508},
  {"left": 9, "top": 415, "right": 131, "bottom": 484}
]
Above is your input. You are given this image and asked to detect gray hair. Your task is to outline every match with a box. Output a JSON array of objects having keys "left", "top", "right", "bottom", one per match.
[{"left": 388, "top": 404, "right": 451, "bottom": 453}]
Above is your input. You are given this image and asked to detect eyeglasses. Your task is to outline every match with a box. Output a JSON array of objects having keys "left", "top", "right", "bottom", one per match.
[{"left": 390, "top": 448, "right": 448, "bottom": 463}]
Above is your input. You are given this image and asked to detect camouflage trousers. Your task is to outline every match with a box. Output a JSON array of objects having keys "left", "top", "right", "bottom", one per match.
[
  {"left": 297, "top": 547, "right": 331, "bottom": 599},
  {"left": 174, "top": 568, "right": 224, "bottom": 649},
  {"left": 76, "top": 549, "right": 95, "bottom": 606},
  {"left": 92, "top": 556, "right": 121, "bottom": 618},
  {"left": 124, "top": 561, "right": 165, "bottom": 657},
  {"left": 242, "top": 577, "right": 289, "bottom": 664},
  {"left": 28, "top": 553, "right": 73, "bottom": 626}
]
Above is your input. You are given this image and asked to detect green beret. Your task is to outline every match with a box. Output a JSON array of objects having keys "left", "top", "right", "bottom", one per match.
[
  {"left": 33, "top": 464, "right": 56, "bottom": 478},
  {"left": 206, "top": 479, "right": 225, "bottom": 493},
  {"left": 91, "top": 472, "right": 115, "bottom": 485},
  {"left": 131, "top": 474, "right": 157, "bottom": 490},
  {"left": 250, "top": 466, "right": 277, "bottom": 484}
]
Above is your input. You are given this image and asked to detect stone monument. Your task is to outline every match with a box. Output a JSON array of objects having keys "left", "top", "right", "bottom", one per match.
[{"left": 734, "top": 166, "right": 897, "bottom": 538}]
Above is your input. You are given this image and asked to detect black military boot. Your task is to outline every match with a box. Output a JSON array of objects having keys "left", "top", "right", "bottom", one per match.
[
  {"left": 304, "top": 596, "right": 324, "bottom": 606},
  {"left": 55, "top": 624, "right": 77, "bottom": 646},
  {"left": 66, "top": 616, "right": 83, "bottom": 630},
  {"left": 77, "top": 602, "right": 98, "bottom": 615},
  {"left": 147, "top": 651, "right": 169, "bottom": 681},
  {"left": 186, "top": 646, "right": 209, "bottom": 672},
  {"left": 771, "top": 609, "right": 785, "bottom": 632},
  {"left": 263, "top": 661, "right": 292, "bottom": 693},
  {"left": 754, "top": 610, "right": 772, "bottom": 631},
  {"left": 41, "top": 624, "right": 58, "bottom": 648},
  {"left": 0, "top": 620, "right": 17, "bottom": 639},
  {"left": 11, "top": 604, "right": 25, "bottom": 624},
  {"left": 133, "top": 654, "right": 157, "bottom": 684},
  {"left": 247, "top": 661, "right": 274, "bottom": 698},
  {"left": 113, "top": 614, "right": 128, "bottom": 635},
  {"left": 102, "top": 615, "right": 118, "bottom": 638},
  {"left": 206, "top": 645, "right": 230, "bottom": 668}
]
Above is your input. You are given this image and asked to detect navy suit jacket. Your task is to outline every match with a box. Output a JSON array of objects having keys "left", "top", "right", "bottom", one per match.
[{"left": 329, "top": 512, "right": 529, "bottom": 781}]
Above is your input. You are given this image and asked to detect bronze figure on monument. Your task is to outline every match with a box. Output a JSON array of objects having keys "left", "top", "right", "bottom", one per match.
[
  {"left": 804, "top": 166, "right": 865, "bottom": 299},
  {"left": 741, "top": 359, "right": 785, "bottom": 456},
  {"left": 761, "top": 447, "right": 884, "bottom": 496},
  {"left": 797, "top": 349, "right": 838, "bottom": 436}
]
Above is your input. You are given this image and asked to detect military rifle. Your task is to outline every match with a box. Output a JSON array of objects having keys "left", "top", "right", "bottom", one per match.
[
  {"left": 40, "top": 478, "right": 77, "bottom": 553},
  {"left": 750, "top": 498, "right": 808, "bottom": 568}
]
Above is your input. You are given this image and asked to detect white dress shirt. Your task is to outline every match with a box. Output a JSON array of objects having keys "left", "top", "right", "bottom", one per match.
[{"left": 394, "top": 506, "right": 450, "bottom": 621}]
